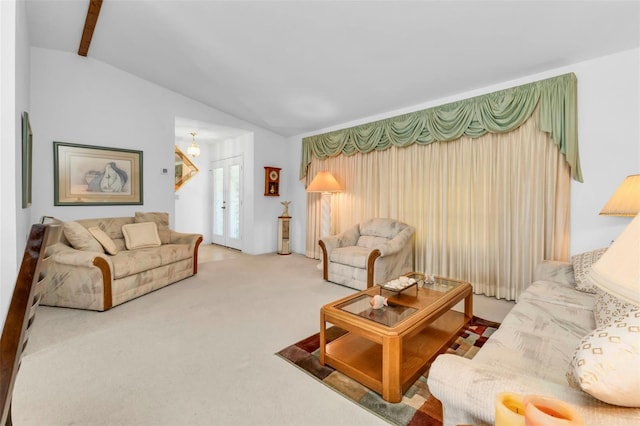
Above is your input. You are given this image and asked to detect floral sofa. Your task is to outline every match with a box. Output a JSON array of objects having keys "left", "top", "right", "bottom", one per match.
[
  {"left": 427, "top": 251, "right": 640, "bottom": 425},
  {"left": 41, "top": 212, "right": 202, "bottom": 311}
]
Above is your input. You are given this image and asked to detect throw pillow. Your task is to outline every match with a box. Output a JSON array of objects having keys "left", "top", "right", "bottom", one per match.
[
  {"left": 594, "top": 288, "right": 640, "bottom": 328},
  {"left": 88, "top": 227, "right": 119, "bottom": 255},
  {"left": 63, "top": 221, "right": 104, "bottom": 253},
  {"left": 571, "top": 247, "right": 608, "bottom": 293},
  {"left": 135, "top": 212, "right": 170, "bottom": 244},
  {"left": 566, "top": 311, "right": 640, "bottom": 407},
  {"left": 122, "top": 222, "right": 162, "bottom": 250}
]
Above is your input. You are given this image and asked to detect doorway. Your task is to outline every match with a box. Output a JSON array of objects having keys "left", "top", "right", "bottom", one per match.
[{"left": 211, "top": 155, "right": 243, "bottom": 250}]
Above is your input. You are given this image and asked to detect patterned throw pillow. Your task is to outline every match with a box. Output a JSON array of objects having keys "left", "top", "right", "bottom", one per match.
[
  {"left": 88, "top": 226, "right": 119, "bottom": 255},
  {"left": 63, "top": 221, "right": 104, "bottom": 253},
  {"left": 122, "top": 222, "right": 162, "bottom": 250},
  {"left": 594, "top": 288, "right": 640, "bottom": 328},
  {"left": 566, "top": 311, "right": 640, "bottom": 407},
  {"left": 135, "top": 212, "right": 170, "bottom": 244},
  {"left": 571, "top": 247, "right": 608, "bottom": 293}
]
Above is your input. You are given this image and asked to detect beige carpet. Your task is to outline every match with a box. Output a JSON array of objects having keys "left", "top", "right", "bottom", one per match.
[
  {"left": 15, "top": 251, "right": 388, "bottom": 425},
  {"left": 14, "top": 247, "right": 512, "bottom": 425}
]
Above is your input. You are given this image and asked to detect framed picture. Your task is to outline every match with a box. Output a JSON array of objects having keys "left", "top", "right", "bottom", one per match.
[
  {"left": 53, "top": 142, "right": 143, "bottom": 206},
  {"left": 22, "top": 112, "right": 32, "bottom": 208},
  {"left": 174, "top": 145, "right": 199, "bottom": 191}
]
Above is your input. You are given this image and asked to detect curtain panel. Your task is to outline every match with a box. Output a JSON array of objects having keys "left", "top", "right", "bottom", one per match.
[
  {"left": 305, "top": 113, "right": 570, "bottom": 301},
  {"left": 301, "top": 73, "right": 581, "bottom": 183}
]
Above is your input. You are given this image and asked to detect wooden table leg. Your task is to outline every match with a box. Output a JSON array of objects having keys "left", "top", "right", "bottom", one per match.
[
  {"left": 465, "top": 290, "right": 473, "bottom": 318},
  {"left": 382, "top": 335, "right": 402, "bottom": 403},
  {"left": 319, "top": 309, "right": 326, "bottom": 365}
]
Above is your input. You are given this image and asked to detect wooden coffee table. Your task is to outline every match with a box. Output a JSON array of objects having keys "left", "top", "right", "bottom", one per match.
[{"left": 320, "top": 274, "right": 472, "bottom": 403}]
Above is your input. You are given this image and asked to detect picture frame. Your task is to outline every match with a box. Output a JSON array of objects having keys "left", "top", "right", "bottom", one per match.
[
  {"left": 53, "top": 142, "right": 143, "bottom": 206},
  {"left": 175, "top": 145, "right": 199, "bottom": 191},
  {"left": 21, "top": 112, "right": 32, "bottom": 208}
]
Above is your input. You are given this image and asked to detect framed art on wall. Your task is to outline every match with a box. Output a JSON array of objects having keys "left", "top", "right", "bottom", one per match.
[
  {"left": 53, "top": 142, "right": 143, "bottom": 206},
  {"left": 22, "top": 112, "right": 33, "bottom": 208}
]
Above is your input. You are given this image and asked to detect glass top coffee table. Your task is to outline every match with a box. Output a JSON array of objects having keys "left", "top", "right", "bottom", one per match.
[{"left": 320, "top": 274, "right": 473, "bottom": 403}]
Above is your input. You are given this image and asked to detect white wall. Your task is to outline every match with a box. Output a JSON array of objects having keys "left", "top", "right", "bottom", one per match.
[
  {"left": 1, "top": 0, "right": 31, "bottom": 329},
  {"left": 288, "top": 48, "right": 640, "bottom": 257},
  {"left": 570, "top": 49, "right": 640, "bottom": 252},
  {"left": 29, "top": 48, "right": 288, "bottom": 256},
  {"left": 252, "top": 132, "right": 289, "bottom": 254},
  {"left": 14, "top": 0, "right": 30, "bottom": 247},
  {"left": 0, "top": 0, "right": 18, "bottom": 329},
  {"left": 285, "top": 136, "right": 305, "bottom": 254}
]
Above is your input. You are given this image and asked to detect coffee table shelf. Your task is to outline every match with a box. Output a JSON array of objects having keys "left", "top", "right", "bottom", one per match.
[
  {"left": 320, "top": 276, "right": 472, "bottom": 403},
  {"left": 324, "top": 310, "right": 468, "bottom": 396}
]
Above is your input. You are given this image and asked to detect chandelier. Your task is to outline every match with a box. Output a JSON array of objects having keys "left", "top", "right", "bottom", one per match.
[{"left": 187, "top": 131, "right": 201, "bottom": 158}]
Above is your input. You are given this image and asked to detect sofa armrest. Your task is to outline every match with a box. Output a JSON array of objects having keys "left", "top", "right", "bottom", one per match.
[
  {"left": 169, "top": 231, "right": 202, "bottom": 247},
  {"left": 533, "top": 260, "right": 576, "bottom": 286},
  {"left": 320, "top": 224, "right": 360, "bottom": 252},
  {"left": 169, "top": 231, "right": 203, "bottom": 274},
  {"left": 318, "top": 224, "right": 360, "bottom": 282},
  {"left": 45, "top": 243, "right": 114, "bottom": 311},
  {"left": 52, "top": 243, "right": 112, "bottom": 269},
  {"left": 427, "top": 354, "right": 634, "bottom": 426},
  {"left": 377, "top": 226, "right": 415, "bottom": 257}
]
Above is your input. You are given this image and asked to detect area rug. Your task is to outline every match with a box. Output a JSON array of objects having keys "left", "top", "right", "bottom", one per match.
[{"left": 276, "top": 316, "right": 500, "bottom": 426}]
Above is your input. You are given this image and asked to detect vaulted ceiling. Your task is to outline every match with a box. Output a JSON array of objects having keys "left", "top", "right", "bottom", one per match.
[{"left": 25, "top": 1, "right": 640, "bottom": 139}]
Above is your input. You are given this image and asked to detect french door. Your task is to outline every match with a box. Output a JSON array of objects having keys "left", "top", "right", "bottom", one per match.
[{"left": 211, "top": 156, "right": 243, "bottom": 250}]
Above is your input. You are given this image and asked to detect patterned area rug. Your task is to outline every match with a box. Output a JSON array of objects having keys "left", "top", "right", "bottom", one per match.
[{"left": 276, "top": 316, "right": 500, "bottom": 426}]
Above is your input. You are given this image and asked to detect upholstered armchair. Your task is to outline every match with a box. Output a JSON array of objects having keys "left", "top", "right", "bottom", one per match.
[{"left": 318, "top": 218, "right": 415, "bottom": 290}]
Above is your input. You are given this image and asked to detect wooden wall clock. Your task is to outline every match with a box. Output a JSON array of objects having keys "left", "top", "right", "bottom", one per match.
[{"left": 264, "top": 166, "right": 281, "bottom": 196}]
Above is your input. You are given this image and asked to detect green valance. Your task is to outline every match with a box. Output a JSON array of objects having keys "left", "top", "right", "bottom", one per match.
[{"left": 301, "top": 73, "right": 582, "bottom": 182}]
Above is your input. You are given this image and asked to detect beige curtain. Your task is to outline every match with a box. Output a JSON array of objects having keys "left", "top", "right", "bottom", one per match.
[{"left": 306, "top": 111, "right": 570, "bottom": 301}]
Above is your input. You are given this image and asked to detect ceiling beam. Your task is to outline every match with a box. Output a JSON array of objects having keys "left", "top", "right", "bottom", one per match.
[{"left": 78, "top": 0, "right": 103, "bottom": 57}]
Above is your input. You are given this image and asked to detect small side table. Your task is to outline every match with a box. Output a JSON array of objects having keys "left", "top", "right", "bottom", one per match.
[{"left": 278, "top": 215, "right": 291, "bottom": 255}]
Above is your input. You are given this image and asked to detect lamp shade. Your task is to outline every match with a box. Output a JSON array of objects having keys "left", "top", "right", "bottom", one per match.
[
  {"left": 600, "top": 174, "right": 640, "bottom": 216},
  {"left": 306, "top": 171, "right": 343, "bottom": 193},
  {"left": 588, "top": 214, "right": 640, "bottom": 305}
]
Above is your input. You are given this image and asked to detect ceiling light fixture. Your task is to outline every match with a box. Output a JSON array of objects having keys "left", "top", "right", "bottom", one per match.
[{"left": 187, "top": 132, "right": 201, "bottom": 158}]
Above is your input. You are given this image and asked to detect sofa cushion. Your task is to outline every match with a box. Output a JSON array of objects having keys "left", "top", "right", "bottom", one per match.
[
  {"left": 472, "top": 280, "right": 595, "bottom": 386},
  {"left": 122, "top": 222, "right": 162, "bottom": 250},
  {"left": 76, "top": 217, "right": 132, "bottom": 237},
  {"left": 135, "top": 212, "right": 170, "bottom": 244},
  {"left": 567, "top": 310, "right": 640, "bottom": 407},
  {"left": 520, "top": 280, "right": 596, "bottom": 311},
  {"left": 88, "top": 227, "right": 119, "bottom": 255},
  {"left": 571, "top": 247, "right": 607, "bottom": 294},
  {"left": 359, "top": 218, "right": 407, "bottom": 239},
  {"left": 110, "top": 244, "right": 192, "bottom": 279},
  {"left": 356, "top": 235, "right": 389, "bottom": 249},
  {"left": 594, "top": 288, "right": 640, "bottom": 328},
  {"left": 63, "top": 221, "right": 104, "bottom": 253},
  {"left": 330, "top": 246, "right": 373, "bottom": 269}
]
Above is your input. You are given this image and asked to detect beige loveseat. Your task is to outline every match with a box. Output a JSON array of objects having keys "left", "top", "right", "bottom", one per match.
[
  {"left": 319, "top": 218, "right": 415, "bottom": 290},
  {"left": 41, "top": 212, "right": 203, "bottom": 311}
]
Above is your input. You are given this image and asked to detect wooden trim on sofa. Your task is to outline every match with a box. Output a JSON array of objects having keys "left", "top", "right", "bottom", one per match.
[
  {"left": 318, "top": 240, "right": 328, "bottom": 280},
  {"left": 93, "top": 257, "right": 113, "bottom": 310},
  {"left": 366, "top": 249, "right": 381, "bottom": 288},
  {"left": 193, "top": 236, "right": 203, "bottom": 274},
  {"left": 319, "top": 241, "right": 381, "bottom": 287}
]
